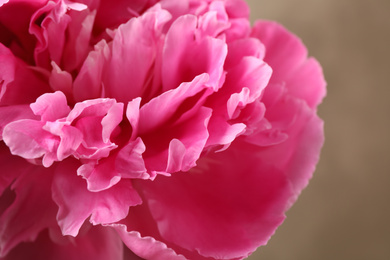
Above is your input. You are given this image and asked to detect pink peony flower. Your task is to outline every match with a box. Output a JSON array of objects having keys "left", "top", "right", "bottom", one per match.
[{"left": 0, "top": 0, "right": 326, "bottom": 259}]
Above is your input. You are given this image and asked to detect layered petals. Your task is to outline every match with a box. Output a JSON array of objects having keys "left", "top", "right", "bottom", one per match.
[
  {"left": 0, "top": 1, "right": 325, "bottom": 259},
  {"left": 52, "top": 160, "right": 142, "bottom": 237}
]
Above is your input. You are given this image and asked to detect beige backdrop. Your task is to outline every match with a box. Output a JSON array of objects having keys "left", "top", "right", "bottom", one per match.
[{"left": 246, "top": 0, "right": 390, "bottom": 259}]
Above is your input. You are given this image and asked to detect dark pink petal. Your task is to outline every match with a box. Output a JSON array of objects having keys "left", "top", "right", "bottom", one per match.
[
  {"left": 0, "top": 143, "right": 34, "bottom": 196},
  {"left": 30, "top": 0, "right": 88, "bottom": 69},
  {"left": 2, "top": 226, "right": 124, "bottom": 260},
  {"left": 0, "top": 44, "right": 50, "bottom": 105},
  {"left": 52, "top": 159, "right": 142, "bottom": 236},
  {"left": 0, "top": 166, "right": 57, "bottom": 257},
  {"left": 0, "top": 0, "right": 46, "bottom": 62},
  {"left": 93, "top": 0, "right": 150, "bottom": 35}
]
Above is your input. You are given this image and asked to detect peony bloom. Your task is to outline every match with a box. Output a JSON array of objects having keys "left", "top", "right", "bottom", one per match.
[{"left": 0, "top": 0, "right": 326, "bottom": 259}]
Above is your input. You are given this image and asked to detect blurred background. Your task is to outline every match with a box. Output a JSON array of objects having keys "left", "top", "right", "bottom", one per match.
[{"left": 246, "top": 0, "right": 390, "bottom": 259}]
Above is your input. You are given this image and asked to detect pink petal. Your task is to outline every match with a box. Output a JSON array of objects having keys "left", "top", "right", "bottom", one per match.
[
  {"left": 30, "top": 91, "right": 71, "bottom": 121},
  {"left": 0, "top": 44, "right": 50, "bottom": 105},
  {"left": 49, "top": 62, "right": 73, "bottom": 98},
  {"left": 0, "top": 105, "right": 38, "bottom": 140},
  {"left": 0, "top": 0, "right": 9, "bottom": 7},
  {"left": 251, "top": 20, "right": 326, "bottom": 108},
  {"left": 132, "top": 101, "right": 324, "bottom": 259},
  {"left": 102, "top": 7, "right": 171, "bottom": 102},
  {"left": 112, "top": 225, "right": 187, "bottom": 260},
  {"left": 52, "top": 160, "right": 142, "bottom": 236},
  {"left": 73, "top": 40, "right": 109, "bottom": 102},
  {"left": 0, "top": 166, "right": 57, "bottom": 257},
  {"left": 2, "top": 119, "right": 60, "bottom": 167},
  {"left": 138, "top": 74, "right": 211, "bottom": 134},
  {"left": 162, "top": 14, "right": 227, "bottom": 91},
  {"left": 0, "top": 143, "right": 34, "bottom": 196},
  {"left": 2, "top": 225, "right": 124, "bottom": 260},
  {"left": 78, "top": 137, "right": 148, "bottom": 192},
  {"left": 142, "top": 106, "right": 212, "bottom": 174}
]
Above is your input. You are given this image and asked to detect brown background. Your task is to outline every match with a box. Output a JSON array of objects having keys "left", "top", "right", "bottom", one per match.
[{"left": 246, "top": 0, "right": 390, "bottom": 259}]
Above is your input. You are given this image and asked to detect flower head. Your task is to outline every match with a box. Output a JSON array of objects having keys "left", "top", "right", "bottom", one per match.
[{"left": 0, "top": 0, "right": 325, "bottom": 259}]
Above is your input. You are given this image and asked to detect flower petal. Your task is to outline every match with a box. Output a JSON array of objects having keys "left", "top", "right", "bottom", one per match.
[
  {"left": 112, "top": 225, "right": 187, "bottom": 260},
  {"left": 52, "top": 159, "right": 142, "bottom": 236},
  {"left": 2, "top": 225, "right": 124, "bottom": 260},
  {"left": 0, "top": 166, "right": 57, "bottom": 257}
]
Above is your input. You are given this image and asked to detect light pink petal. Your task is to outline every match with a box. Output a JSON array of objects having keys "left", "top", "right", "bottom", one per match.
[
  {"left": 52, "top": 160, "right": 142, "bottom": 236},
  {"left": 78, "top": 138, "right": 148, "bottom": 192},
  {"left": 102, "top": 7, "right": 171, "bottom": 102},
  {"left": 3, "top": 119, "right": 59, "bottom": 167},
  {"left": 0, "top": 105, "right": 38, "bottom": 140},
  {"left": 251, "top": 20, "right": 326, "bottom": 108},
  {"left": 2, "top": 225, "right": 123, "bottom": 260},
  {"left": 0, "top": 166, "right": 57, "bottom": 257},
  {"left": 0, "top": 0, "right": 9, "bottom": 7},
  {"left": 30, "top": 91, "right": 71, "bottom": 121},
  {"left": 126, "top": 97, "right": 141, "bottom": 140},
  {"left": 205, "top": 115, "right": 246, "bottom": 149},
  {"left": 162, "top": 14, "right": 227, "bottom": 91},
  {"left": 0, "top": 44, "right": 50, "bottom": 105},
  {"left": 66, "top": 99, "right": 123, "bottom": 160},
  {"left": 112, "top": 225, "right": 187, "bottom": 260}
]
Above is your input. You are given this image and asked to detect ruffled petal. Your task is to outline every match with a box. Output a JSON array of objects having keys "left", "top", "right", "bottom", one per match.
[
  {"left": 52, "top": 160, "right": 142, "bottom": 237},
  {"left": 162, "top": 14, "right": 227, "bottom": 91},
  {"left": 134, "top": 99, "right": 323, "bottom": 259},
  {"left": 112, "top": 225, "right": 187, "bottom": 260},
  {"left": 102, "top": 6, "right": 171, "bottom": 102}
]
